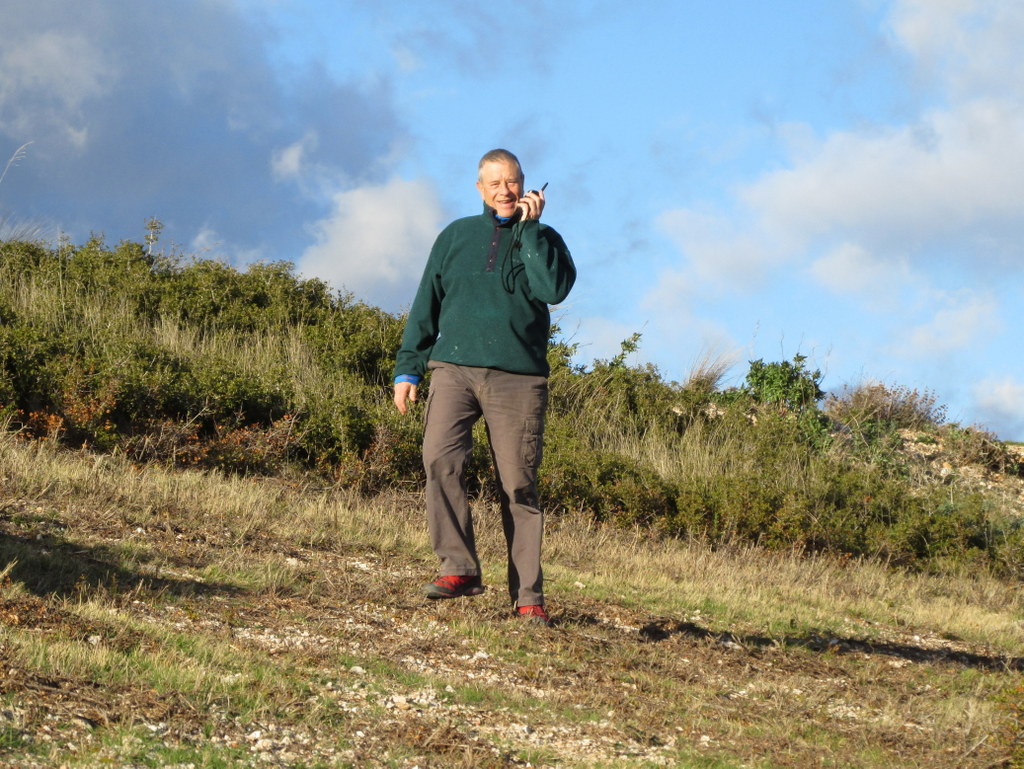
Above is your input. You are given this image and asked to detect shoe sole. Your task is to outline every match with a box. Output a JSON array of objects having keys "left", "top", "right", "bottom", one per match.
[
  {"left": 423, "top": 584, "right": 486, "bottom": 600},
  {"left": 515, "top": 609, "right": 552, "bottom": 627}
]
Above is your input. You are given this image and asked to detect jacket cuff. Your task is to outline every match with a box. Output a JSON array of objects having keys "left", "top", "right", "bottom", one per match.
[{"left": 393, "top": 374, "right": 421, "bottom": 385}]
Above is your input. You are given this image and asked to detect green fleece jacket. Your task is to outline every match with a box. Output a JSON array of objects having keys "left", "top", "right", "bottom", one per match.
[{"left": 394, "top": 206, "right": 576, "bottom": 379}]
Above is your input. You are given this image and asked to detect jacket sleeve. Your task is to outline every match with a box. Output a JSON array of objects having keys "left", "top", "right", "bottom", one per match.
[
  {"left": 518, "top": 222, "right": 576, "bottom": 305},
  {"left": 393, "top": 240, "right": 445, "bottom": 379}
]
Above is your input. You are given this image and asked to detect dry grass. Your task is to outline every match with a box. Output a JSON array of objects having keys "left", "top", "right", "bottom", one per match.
[
  {"left": 682, "top": 347, "right": 736, "bottom": 394},
  {"left": 0, "top": 430, "right": 1021, "bottom": 768},
  {"left": 0, "top": 143, "right": 32, "bottom": 188}
]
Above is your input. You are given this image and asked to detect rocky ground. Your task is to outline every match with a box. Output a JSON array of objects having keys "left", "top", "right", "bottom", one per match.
[{"left": 1, "top": 560, "right": 1020, "bottom": 768}]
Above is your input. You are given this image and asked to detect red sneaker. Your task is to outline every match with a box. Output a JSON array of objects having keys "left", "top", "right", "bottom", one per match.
[
  {"left": 516, "top": 605, "right": 552, "bottom": 627},
  {"left": 423, "top": 574, "right": 485, "bottom": 599}
]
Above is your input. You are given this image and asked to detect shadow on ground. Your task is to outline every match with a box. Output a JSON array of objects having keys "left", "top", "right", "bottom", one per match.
[
  {"left": 635, "top": 617, "right": 1024, "bottom": 672},
  {"left": 0, "top": 529, "right": 238, "bottom": 600}
]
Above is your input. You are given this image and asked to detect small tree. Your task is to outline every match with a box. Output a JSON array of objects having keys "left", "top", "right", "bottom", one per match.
[{"left": 744, "top": 354, "right": 824, "bottom": 412}]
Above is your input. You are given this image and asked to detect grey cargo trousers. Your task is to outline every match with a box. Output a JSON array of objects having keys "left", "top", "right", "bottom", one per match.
[{"left": 422, "top": 361, "right": 548, "bottom": 607}]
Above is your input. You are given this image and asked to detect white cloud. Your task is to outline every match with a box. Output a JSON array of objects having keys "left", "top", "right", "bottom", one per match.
[
  {"left": 271, "top": 132, "right": 319, "bottom": 182},
  {"left": 741, "top": 99, "right": 1024, "bottom": 260},
  {"left": 0, "top": 32, "right": 111, "bottom": 105},
  {"left": 971, "top": 376, "right": 1024, "bottom": 439},
  {"left": 891, "top": 290, "right": 1001, "bottom": 357},
  {"left": 0, "top": 31, "right": 114, "bottom": 146},
  {"left": 641, "top": 265, "right": 697, "bottom": 311},
  {"left": 808, "top": 242, "right": 915, "bottom": 305},
  {"left": 890, "top": 1, "right": 1024, "bottom": 99},
  {"left": 0, "top": 0, "right": 405, "bottom": 261},
  {"left": 190, "top": 226, "right": 221, "bottom": 255},
  {"left": 809, "top": 242, "right": 883, "bottom": 295},
  {"left": 652, "top": 0, "right": 1024, "bottom": 403},
  {"left": 657, "top": 0, "right": 1024, "bottom": 296},
  {"left": 392, "top": 45, "right": 421, "bottom": 73},
  {"left": 189, "top": 225, "right": 265, "bottom": 264},
  {"left": 297, "top": 178, "right": 444, "bottom": 310},
  {"left": 655, "top": 209, "right": 783, "bottom": 290}
]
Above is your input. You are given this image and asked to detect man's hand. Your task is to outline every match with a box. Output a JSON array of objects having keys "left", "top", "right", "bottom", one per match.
[
  {"left": 515, "top": 186, "right": 546, "bottom": 221},
  {"left": 394, "top": 381, "right": 418, "bottom": 415}
]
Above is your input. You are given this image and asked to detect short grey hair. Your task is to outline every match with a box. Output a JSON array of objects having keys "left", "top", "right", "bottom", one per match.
[{"left": 477, "top": 148, "right": 523, "bottom": 182}]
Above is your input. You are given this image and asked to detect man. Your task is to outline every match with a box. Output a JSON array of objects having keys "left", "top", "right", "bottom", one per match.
[{"left": 392, "top": 149, "right": 576, "bottom": 626}]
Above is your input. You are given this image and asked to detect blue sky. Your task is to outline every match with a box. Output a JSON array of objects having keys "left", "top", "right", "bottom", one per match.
[{"left": 2, "top": 0, "right": 1022, "bottom": 438}]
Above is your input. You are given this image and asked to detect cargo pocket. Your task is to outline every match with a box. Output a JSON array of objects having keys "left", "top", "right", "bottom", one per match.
[
  {"left": 521, "top": 415, "right": 544, "bottom": 468},
  {"left": 422, "top": 361, "right": 446, "bottom": 427}
]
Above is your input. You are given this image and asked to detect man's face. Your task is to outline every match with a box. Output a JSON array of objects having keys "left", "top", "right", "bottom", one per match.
[{"left": 476, "top": 160, "right": 523, "bottom": 219}]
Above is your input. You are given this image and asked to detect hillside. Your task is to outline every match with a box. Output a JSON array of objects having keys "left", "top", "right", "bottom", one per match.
[
  {"left": 2, "top": 236, "right": 1023, "bottom": 573},
  {"left": 1, "top": 234, "right": 1023, "bottom": 766},
  {"left": 0, "top": 430, "right": 1021, "bottom": 768}
]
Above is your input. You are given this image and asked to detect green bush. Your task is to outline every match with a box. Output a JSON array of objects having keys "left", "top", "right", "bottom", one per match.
[
  {"left": 303, "top": 296, "right": 405, "bottom": 388},
  {"left": 0, "top": 234, "right": 1020, "bottom": 576},
  {"left": 295, "top": 391, "right": 375, "bottom": 468},
  {"left": 160, "top": 259, "right": 336, "bottom": 332},
  {"left": 0, "top": 323, "right": 67, "bottom": 416},
  {"left": 0, "top": 237, "right": 394, "bottom": 473},
  {"left": 540, "top": 429, "right": 676, "bottom": 526},
  {"left": 744, "top": 354, "right": 824, "bottom": 412}
]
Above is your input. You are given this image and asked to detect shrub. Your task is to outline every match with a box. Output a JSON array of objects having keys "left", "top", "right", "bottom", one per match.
[
  {"left": 190, "top": 358, "right": 292, "bottom": 426},
  {"left": 825, "top": 382, "right": 947, "bottom": 431},
  {"left": 293, "top": 392, "right": 376, "bottom": 469},
  {"left": 122, "top": 414, "right": 301, "bottom": 474},
  {"left": 350, "top": 419, "right": 427, "bottom": 494},
  {"left": 1, "top": 234, "right": 1020, "bottom": 577},
  {"left": 159, "top": 259, "right": 335, "bottom": 331},
  {"left": 941, "top": 424, "right": 1021, "bottom": 475},
  {"left": 547, "top": 334, "right": 684, "bottom": 450},
  {"left": 303, "top": 296, "right": 405, "bottom": 388},
  {"left": 0, "top": 323, "right": 67, "bottom": 416},
  {"left": 539, "top": 426, "right": 676, "bottom": 526},
  {"left": 0, "top": 236, "right": 396, "bottom": 475},
  {"left": 744, "top": 354, "right": 824, "bottom": 412}
]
